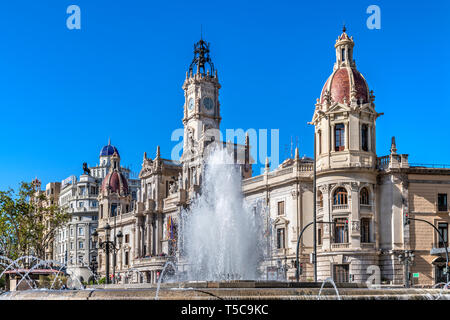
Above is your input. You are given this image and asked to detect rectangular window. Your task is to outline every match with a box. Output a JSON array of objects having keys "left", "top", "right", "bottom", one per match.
[
  {"left": 318, "top": 228, "right": 322, "bottom": 245},
  {"left": 79, "top": 241, "right": 84, "bottom": 249},
  {"left": 277, "top": 201, "right": 285, "bottom": 216},
  {"left": 111, "top": 203, "right": 118, "bottom": 217},
  {"left": 361, "top": 218, "right": 371, "bottom": 243},
  {"left": 334, "top": 218, "right": 348, "bottom": 243},
  {"left": 361, "top": 124, "right": 369, "bottom": 151},
  {"left": 335, "top": 124, "right": 345, "bottom": 151},
  {"left": 333, "top": 264, "right": 349, "bottom": 283},
  {"left": 438, "top": 223, "right": 448, "bottom": 248},
  {"left": 318, "top": 131, "right": 322, "bottom": 155},
  {"left": 125, "top": 234, "right": 129, "bottom": 243},
  {"left": 276, "top": 228, "right": 285, "bottom": 249},
  {"left": 166, "top": 181, "right": 169, "bottom": 197},
  {"left": 125, "top": 251, "right": 129, "bottom": 266},
  {"left": 78, "top": 227, "right": 84, "bottom": 236},
  {"left": 438, "top": 194, "right": 448, "bottom": 212}
]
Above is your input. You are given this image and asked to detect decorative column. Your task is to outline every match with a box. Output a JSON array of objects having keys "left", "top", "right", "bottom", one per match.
[
  {"left": 136, "top": 218, "right": 143, "bottom": 258},
  {"left": 350, "top": 182, "right": 361, "bottom": 249},
  {"left": 131, "top": 226, "right": 136, "bottom": 259},
  {"left": 330, "top": 124, "right": 335, "bottom": 152},
  {"left": 146, "top": 214, "right": 152, "bottom": 256},
  {"left": 321, "top": 185, "right": 331, "bottom": 250},
  {"left": 345, "top": 122, "right": 349, "bottom": 150}
]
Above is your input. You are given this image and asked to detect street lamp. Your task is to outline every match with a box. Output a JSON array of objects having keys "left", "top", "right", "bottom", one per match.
[
  {"left": 398, "top": 250, "right": 415, "bottom": 288},
  {"left": 92, "top": 223, "right": 123, "bottom": 284}
]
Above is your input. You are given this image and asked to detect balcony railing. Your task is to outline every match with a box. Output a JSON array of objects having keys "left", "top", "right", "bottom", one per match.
[
  {"left": 360, "top": 204, "right": 372, "bottom": 211},
  {"left": 361, "top": 242, "right": 376, "bottom": 249},
  {"left": 377, "top": 154, "right": 409, "bottom": 170},
  {"left": 331, "top": 243, "right": 350, "bottom": 249},
  {"left": 430, "top": 242, "right": 450, "bottom": 255},
  {"left": 332, "top": 204, "right": 349, "bottom": 211}
]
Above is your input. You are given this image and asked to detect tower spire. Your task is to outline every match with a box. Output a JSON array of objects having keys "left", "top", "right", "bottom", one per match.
[
  {"left": 334, "top": 24, "right": 354, "bottom": 69},
  {"left": 188, "top": 37, "right": 215, "bottom": 77},
  {"left": 390, "top": 136, "right": 397, "bottom": 154}
]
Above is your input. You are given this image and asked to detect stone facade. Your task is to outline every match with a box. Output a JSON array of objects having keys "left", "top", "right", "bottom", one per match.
[
  {"left": 58, "top": 29, "right": 450, "bottom": 287},
  {"left": 96, "top": 39, "right": 252, "bottom": 284},
  {"left": 53, "top": 142, "right": 139, "bottom": 283}
]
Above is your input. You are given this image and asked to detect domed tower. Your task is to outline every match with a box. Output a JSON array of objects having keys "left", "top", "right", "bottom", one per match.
[
  {"left": 311, "top": 27, "right": 382, "bottom": 283},
  {"left": 99, "top": 138, "right": 119, "bottom": 167},
  {"left": 98, "top": 151, "right": 131, "bottom": 222}
]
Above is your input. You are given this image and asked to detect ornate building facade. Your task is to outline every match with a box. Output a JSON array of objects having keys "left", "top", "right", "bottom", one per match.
[
  {"left": 96, "top": 39, "right": 252, "bottom": 284},
  {"left": 53, "top": 141, "right": 139, "bottom": 283},
  {"left": 91, "top": 29, "right": 450, "bottom": 287}
]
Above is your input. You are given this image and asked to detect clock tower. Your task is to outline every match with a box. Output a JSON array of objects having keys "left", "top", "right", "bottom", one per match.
[
  {"left": 182, "top": 39, "right": 221, "bottom": 150},
  {"left": 180, "top": 38, "right": 222, "bottom": 192}
]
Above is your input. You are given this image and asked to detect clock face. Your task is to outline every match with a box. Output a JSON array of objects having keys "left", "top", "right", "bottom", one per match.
[
  {"left": 188, "top": 98, "right": 194, "bottom": 111},
  {"left": 203, "top": 97, "right": 214, "bottom": 111}
]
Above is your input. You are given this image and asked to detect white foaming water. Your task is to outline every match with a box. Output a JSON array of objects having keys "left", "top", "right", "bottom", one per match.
[{"left": 181, "top": 146, "right": 265, "bottom": 281}]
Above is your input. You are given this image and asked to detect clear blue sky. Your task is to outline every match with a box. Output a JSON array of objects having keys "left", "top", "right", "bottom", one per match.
[{"left": 0, "top": 0, "right": 449, "bottom": 190}]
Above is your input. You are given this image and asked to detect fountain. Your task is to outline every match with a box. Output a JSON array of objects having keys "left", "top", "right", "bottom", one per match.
[
  {"left": 155, "top": 260, "right": 179, "bottom": 300},
  {"left": 181, "top": 146, "right": 265, "bottom": 281},
  {"left": 317, "top": 277, "right": 341, "bottom": 300},
  {"left": 2, "top": 148, "right": 450, "bottom": 300},
  {"left": 0, "top": 255, "right": 90, "bottom": 291}
]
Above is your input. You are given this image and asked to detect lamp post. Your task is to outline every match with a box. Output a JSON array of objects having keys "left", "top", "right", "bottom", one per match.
[
  {"left": 295, "top": 220, "right": 336, "bottom": 282},
  {"left": 404, "top": 214, "right": 449, "bottom": 284},
  {"left": 91, "top": 223, "right": 123, "bottom": 284},
  {"left": 112, "top": 206, "right": 121, "bottom": 284},
  {"left": 398, "top": 250, "right": 415, "bottom": 288}
]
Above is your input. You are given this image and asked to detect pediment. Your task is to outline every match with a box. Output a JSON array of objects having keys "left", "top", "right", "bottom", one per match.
[
  {"left": 327, "top": 102, "right": 351, "bottom": 114},
  {"left": 274, "top": 216, "right": 290, "bottom": 226},
  {"left": 359, "top": 103, "right": 376, "bottom": 114}
]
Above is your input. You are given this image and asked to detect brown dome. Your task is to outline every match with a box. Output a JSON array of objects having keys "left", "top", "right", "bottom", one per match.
[
  {"left": 102, "top": 170, "right": 129, "bottom": 195},
  {"left": 320, "top": 67, "right": 369, "bottom": 104}
]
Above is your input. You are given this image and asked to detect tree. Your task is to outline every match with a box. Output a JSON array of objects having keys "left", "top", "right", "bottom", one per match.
[{"left": 0, "top": 181, "right": 70, "bottom": 261}]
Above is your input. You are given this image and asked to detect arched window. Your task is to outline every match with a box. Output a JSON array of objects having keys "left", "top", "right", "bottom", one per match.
[
  {"left": 335, "top": 124, "right": 345, "bottom": 151},
  {"left": 360, "top": 187, "right": 370, "bottom": 205},
  {"left": 361, "top": 124, "right": 369, "bottom": 152},
  {"left": 333, "top": 187, "right": 348, "bottom": 205},
  {"left": 317, "top": 191, "right": 323, "bottom": 208}
]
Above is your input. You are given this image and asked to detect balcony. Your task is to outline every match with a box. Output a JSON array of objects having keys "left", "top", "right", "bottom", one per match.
[
  {"left": 377, "top": 154, "right": 409, "bottom": 170},
  {"left": 360, "top": 204, "right": 372, "bottom": 212},
  {"left": 331, "top": 243, "right": 350, "bottom": 249},
  {"left": 133, "top": 255, "right": 169, "bottom": 267},
  {"left": 361, "top": 242, "right": 376, "bottom": 249},
  {"left": 430, "top": 242, "right": 450, "bottom": 255},
  {"left": 332, "top": 204, "right": 348, "bottom": 211}
]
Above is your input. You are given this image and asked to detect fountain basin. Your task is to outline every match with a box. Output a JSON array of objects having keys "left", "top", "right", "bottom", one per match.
[{"left": 1, "top": 281, "right": 449, "bottom": 300}]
